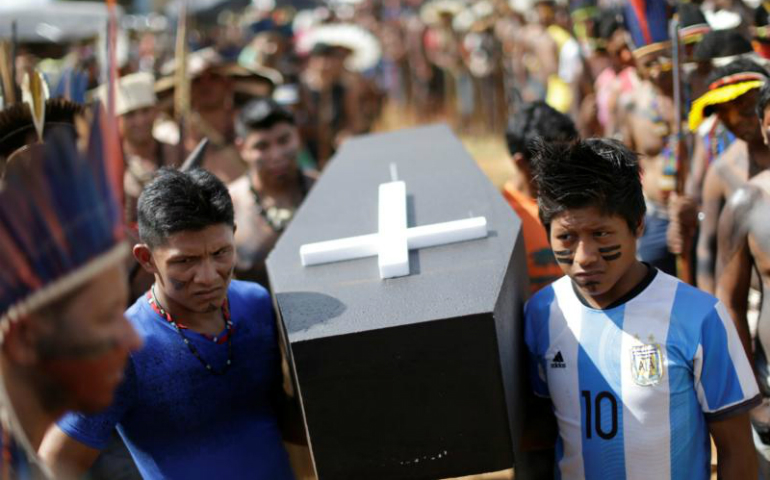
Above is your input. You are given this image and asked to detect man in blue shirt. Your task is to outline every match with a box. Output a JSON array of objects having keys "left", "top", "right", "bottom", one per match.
[
  {"left": 39, "top": 168, "right": 296, "bottom": 479},
  {"left": 524, "top": 138, "right": 759, "bottom": 479}
]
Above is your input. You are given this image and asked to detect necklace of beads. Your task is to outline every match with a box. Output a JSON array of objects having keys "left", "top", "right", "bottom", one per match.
[
  {"left": 150, "top": 287, "right": 233, "bottom": 375},
  {"left": 249, "top": 185, "right": 296, "bottom": 233},
  {"left": 249, "top": 172, "right": 309, "bottom": 233}
]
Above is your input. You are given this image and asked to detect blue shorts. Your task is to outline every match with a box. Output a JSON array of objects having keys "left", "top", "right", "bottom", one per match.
[{"left": 638, "top": 213, "right": 677, "bottom": 276}]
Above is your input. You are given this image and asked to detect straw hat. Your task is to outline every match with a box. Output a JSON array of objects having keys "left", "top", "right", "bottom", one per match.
[
  {"left": 95, "top": 72, "right": 156, "bottom": 116},
  {"left": 296, "top": 24, "right": 382, "bottom": 72},
  {"left": 420, "top": 0, "right": 466, "bottom": 25},
  {"left": 154, "top": 48, "right": 282, "bottom": 96}
]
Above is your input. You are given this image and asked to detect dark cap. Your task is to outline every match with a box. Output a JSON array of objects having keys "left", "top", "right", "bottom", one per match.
[
  {"left": 693, "top": 29, "right": 753, "bottom": 62},
  {"left": 235, "top": 97, "right": 295, "bottom": 138}
]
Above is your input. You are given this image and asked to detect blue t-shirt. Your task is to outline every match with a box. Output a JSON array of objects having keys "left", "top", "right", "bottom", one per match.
[{"left": 58, "top": 280, "right": 294, "bottom": 480}]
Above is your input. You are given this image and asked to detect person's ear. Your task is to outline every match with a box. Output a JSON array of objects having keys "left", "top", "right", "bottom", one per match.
[
  {"left": 235, "top": 136, "right": 244, "bottom": 155},
  {"left": 634, "top": 218, "right": 645, "bottom": 239},
  {"left": 2, "top": 317, "right": 41, "bottom": 365},
  {"left": 133, "top": 244, "right": 158, "bottom": 275},
  {"left": 511, "top": 152, "right": 527, "bottom": 170}
]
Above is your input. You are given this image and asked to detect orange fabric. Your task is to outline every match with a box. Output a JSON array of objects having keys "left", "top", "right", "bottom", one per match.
[{"left": 503, "top": 182, "right": 564, "bottom": 295}]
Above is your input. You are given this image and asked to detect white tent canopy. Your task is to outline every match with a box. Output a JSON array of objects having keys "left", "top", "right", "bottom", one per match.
[{"left": 0, "top": 1, "right": 122, "bottom": 43}]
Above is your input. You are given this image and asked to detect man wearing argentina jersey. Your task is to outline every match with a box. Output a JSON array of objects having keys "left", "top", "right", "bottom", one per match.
[{"left": 524, "top": 138, "right": 760, "bottom": 479}]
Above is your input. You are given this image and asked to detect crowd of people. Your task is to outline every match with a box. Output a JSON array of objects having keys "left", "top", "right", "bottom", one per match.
[{"left": 4, "top": 0, "right": 770, "bottom": 478}]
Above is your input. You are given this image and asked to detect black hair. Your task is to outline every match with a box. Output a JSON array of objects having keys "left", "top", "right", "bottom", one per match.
[
  {"left": 310, "top": 43, "right": 336, "bottom": 56},
  {"left": 505, "top": 101, "right": 578, "bottom": 161},
  {"left": 677, "top": 3, "right": 708, "bottom": 30},
  {"left": 532, "top": 138, "right": 646, "bottom": 233},
  {"left": 756, "top": 4, "right": 770, "bottom": 28},
  {"left": 595, "top": 8, "right": 624, "bottom": 43},
  {"left": 235, "top": 97, "right": 295, "bottom": 139},
  {"left": 693, "top": 29, "right": 753, "bottom": 62},
  {"left": 707, "top": 58, "right": 769, "bottom": 85},
  {"left": 137, "top": 168, "right": 234, "bottom": 248},
  {"left": 757, "top": 81, "right": 770, "bottom": 119}
]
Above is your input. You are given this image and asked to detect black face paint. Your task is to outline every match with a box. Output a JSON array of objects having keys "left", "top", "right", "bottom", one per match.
[
  {"left": 553, "top": 249, "right": 574, "bottom": 265},
  {"left": 169, "top": 277, "right": 187, "bottom": 291},
  {"left": 599, "top": 245, "right": 622, "bottom": 261}
]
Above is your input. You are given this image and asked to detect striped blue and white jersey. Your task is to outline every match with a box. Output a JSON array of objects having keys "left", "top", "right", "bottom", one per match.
[{"left": 524, "top": 269, "right": 760, "bottom": 480}]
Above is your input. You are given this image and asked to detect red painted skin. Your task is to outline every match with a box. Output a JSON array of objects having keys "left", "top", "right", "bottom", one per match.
[{"left": 37, "top": 263, "right": 143, "bottom": 414}]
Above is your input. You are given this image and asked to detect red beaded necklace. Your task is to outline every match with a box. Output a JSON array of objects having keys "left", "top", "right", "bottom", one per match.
[{"left": 148, "top": 287, "right": 234, "bottom": 375}]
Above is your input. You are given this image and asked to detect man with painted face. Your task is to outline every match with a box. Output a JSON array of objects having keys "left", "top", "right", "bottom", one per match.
[
  {"left": 617, "top": 0, "right": 705, "bottom": 282},
  {"left": 0, "top": 108, "right": 142, "bottom": 478},
  {"left": 618, "top": 0, "right": 689, "bottom": 277},
  {"left": 229, "top": 98, "right": 315, "bottom": 287},
  {"left": 39, "top": 169, "right": 296, "bottom": 480},
  {"left": 690, "top": 59, "right": 770, "bottom": 294},
  {"left": 524, "top": 138, "right": 759, "bottom": 479}
]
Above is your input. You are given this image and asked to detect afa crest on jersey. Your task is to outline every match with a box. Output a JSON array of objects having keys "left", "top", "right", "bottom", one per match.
[{"left": 631, "top": 343, "right": 665, "bottom": 386}]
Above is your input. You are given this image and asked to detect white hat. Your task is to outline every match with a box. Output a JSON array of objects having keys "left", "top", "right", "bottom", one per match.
[
  {"left": 273, "top": 83, "right": 299, "bottom": 106},
  {"left": 96, "top": 72, "right": 156, "bottom": 116}
]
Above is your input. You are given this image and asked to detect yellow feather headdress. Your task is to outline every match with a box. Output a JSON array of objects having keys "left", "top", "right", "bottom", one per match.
[{"left": 688, "top": 72, "right": 766, "bottom": 131}]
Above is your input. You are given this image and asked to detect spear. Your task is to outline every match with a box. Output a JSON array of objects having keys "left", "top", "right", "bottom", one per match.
[
  {"left": 669, "top": 16, "right": 693, "bottom": 284},
  {"left": 104, "top": 0, "right": 125, "bottom": 226},
  {"left": 10, "top": 21, "right": 17, "bottom": 103},
  {"left": 174, "top": 2, "right": 190, "bottom": 165},
  {"left": 0, "top": 22, "right": 18, "bottom": 107}
]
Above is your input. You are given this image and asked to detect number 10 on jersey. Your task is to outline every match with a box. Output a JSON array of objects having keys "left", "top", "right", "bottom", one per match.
[{"left": 581, "top": 390, "right": 619, "bottom": 440}]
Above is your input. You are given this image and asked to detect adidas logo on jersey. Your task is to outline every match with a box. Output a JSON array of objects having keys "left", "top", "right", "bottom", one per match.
[{"left": 551, "top": 351, "right": 566, "bottom": 368}]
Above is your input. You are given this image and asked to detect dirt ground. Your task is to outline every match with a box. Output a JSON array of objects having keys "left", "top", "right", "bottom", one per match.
[{"left": 372, "top": 102, "right": 515, "bottom": 189}]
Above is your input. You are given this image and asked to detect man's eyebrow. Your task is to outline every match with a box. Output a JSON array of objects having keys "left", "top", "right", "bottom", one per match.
[{"left": 167, "top": 253, "right": 197, "bottom": 260}]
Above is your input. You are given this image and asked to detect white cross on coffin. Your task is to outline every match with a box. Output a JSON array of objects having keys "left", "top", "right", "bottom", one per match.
[{"left": 299, "top": 179, "right": 489, "bottom": 279}]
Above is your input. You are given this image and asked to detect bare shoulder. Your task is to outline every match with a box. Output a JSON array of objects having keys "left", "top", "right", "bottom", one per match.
[
  {"left": 748, "top": 170, "right": 770, "bottom": 192},
  {"left": 725, "top": 181, "right": 764, "bottom": 213},
  {"left": 711, "top": 140, "right": 749, "bottom": 195},
  {"left": 227, "top": 176, "right": 253, "bottom": 214},
  {"left": 715, "top": 139, "right": 748, "bottom": 169},
  {"left": 227, "top": 175, "right": 251, "bottom": 197}
]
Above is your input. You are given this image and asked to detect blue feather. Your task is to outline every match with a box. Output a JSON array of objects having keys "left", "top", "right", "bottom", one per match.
[{"left": 0, "top": 114, "right": 124, "bottom": 317}]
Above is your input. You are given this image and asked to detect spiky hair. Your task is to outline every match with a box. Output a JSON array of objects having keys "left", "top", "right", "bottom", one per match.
[{"left": 532, "top": 138, "right": 646, "bottom": 232}]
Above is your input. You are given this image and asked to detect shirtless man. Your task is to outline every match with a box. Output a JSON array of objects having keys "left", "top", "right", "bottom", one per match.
[
  {"left": 717, "top": 80, "right": 770, "bottom": 475},
  {"left": 516, "top": 0, "right": 588, "bottom": 118},
  {"left": 693, "top": 60, "right": 770, "bottom": 293},
  {"left": 619, "top": 44, "right": 683, "bottom": 275},
  {"left": 229, "top": 98, "right": 315, "bottom": 287}
]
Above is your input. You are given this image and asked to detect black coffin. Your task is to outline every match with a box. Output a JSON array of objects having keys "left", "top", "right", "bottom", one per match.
[{"left": 266, "top": 124, "right": 528, "bottom": 479}]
